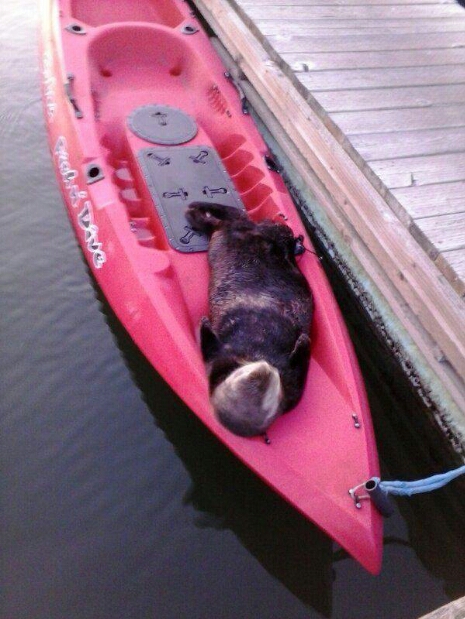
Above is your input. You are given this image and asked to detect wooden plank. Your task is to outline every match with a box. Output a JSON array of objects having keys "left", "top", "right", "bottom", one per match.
[
  {"left": 392, "top": 182, "right": 465, "bottom": 218},
  {"left": 331, "top": 105, "right": 465, "bottom": 134},
  {"left": 268, "top": 32, "right": 465, "bottom": 54},
  {"left": 415, "top": 212, "right": 465, "bottom": 252},
  {"left": 243, "top": 4, "right": 464, "bottom": 21},
  {"left": 418, "top": 595, "right": 465, "bottom": 619},
  {"left": 299, "top": 65, "right": 465, "bottom": 92},
  {"left": 350, "top": 128, "right": 465, "bottom": 161},
  {"left": 282, "top": 48, "right": 465, "bottom": 72},
  {"left": 195, "top": 0, "right": 465, "bottom": 407},
  {"left": 244, "top": 0, "right": 456, "bottom": 5},
  {"left": 259, "top": 19, "right": 465, "bottom": 37},
  {"left": 284, "top": 47, "right": 465, "bottom": 71},
  {"left": 315, "top": 84, "right": 465, "bottom": 112},
  {"left": 441, "top": 249, "right": 465, "bottom": 281},
  {"left": 369, "top": 152, "right": 465, "bottom": 189},
  {"left": 436, "top": 251, "right": 465, "bottom": 297}
]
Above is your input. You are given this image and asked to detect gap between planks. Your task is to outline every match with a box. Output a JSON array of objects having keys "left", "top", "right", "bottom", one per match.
[
  {"left": 350, "top": 127, "right": 465, "bottom": 160},
  {"left": 414, "top": 212, "right": 465, "bottom": 254},
  {"left": 258, "top": 19, "right": 465, "bottom": 37},
  {"left": 244, "top": 0, "right": 457, "bottom": 5},
  {"left": 391, "top": 182, "right": 465, "bottom": 217},
  {"left": 315, "top": 84, "right": 465, "bottom": 113},
  {"left": 368, "top": 152, "right": 465, "bottom": 190},
  {"left": 243, "top": 4, "right": 464, "bottom": 20},
  {"left": 282, "top": 48, "right": 465, "bottom": 71},
  {"left": 269, "top": 32, "right": 465, "bottom": 54},
  {"left": 330, "top": 105, "right": 465, "bottom": 134},
  {"left": 297, "top": 65, "right": 465, "bottom": 92}
]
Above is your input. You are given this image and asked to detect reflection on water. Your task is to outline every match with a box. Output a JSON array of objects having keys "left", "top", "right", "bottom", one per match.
[
  {"left": 1, "top": 1, "right": 464, "bottom": 617},
  {"left": 100, "top": 290, "right": 334, "bottom": 617}
]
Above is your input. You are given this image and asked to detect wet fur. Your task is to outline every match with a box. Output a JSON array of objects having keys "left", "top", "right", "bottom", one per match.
[{"left": 186, "top": 202, "right": 313, "bottom": 436}]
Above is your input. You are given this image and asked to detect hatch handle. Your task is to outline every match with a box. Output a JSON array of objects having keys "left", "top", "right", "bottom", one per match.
[
  {"left": 224, "top": 71, "right": 249, "bottom": 115},
  {"left": 65, "top": 73, "right": 83, "bottom": 119}
]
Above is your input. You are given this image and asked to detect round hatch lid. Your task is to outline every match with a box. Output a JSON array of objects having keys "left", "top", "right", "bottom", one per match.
[{"left": 127, "top": 104, "right": 198, "bottom": 145}]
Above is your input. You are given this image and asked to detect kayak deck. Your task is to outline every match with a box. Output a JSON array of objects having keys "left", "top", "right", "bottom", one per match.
[{"left": 40, "top": 0, "right": 383, "bottom": 573}]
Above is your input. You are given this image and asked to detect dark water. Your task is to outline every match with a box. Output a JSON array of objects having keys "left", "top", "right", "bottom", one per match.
[{"left": 1, "top": 2, "right": 465, "bottom": 618}]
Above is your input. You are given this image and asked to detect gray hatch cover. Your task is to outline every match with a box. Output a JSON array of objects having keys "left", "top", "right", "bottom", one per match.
[
  {"left": 128, "top": 104, "right": 198, "bottom": 145},
  {"left": 138, "top": 145, "right": 245, "bottom": 252}
]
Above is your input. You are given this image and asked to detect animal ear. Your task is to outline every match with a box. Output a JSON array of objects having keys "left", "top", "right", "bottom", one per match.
[
  {"left": 199, "top": 317, "right": 222, "bottom": 362},
  {"left": 289, "top": 333, "right": 311, "bottom": 367}
]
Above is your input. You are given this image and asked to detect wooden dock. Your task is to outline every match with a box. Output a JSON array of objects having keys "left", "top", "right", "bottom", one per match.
[
  {"left": 419, "top": 595, "right": 465, "bottom": 619},
  {"left": 193, "top": 0, "right": 465, "bottom": 446}
]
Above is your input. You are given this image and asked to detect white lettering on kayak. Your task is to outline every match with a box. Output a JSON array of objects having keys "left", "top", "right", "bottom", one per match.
[
  {"left": 54, "top": 136, "right": 107, "bottom": 268},
  {"left": 42, "top": 52, "right": 56, "bottom": 122},
  {"left": 77, "top": 202, "right": 107, "bottom": 269}
]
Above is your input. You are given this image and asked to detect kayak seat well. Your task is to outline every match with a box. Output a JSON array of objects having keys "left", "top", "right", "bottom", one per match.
[
  {"left": 87, "top": 25, "right": 282, "bottom": 251},
  {"left": 70, "top": 0, "right": 184, "bottom": 28}
]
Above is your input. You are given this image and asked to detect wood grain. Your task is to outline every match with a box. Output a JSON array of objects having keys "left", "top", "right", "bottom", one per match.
[
  {"left": 350, "top": 127, "right": 465, "bottom": 160},
  {"left": 299, "top": 64, "right": 465, "bottom": 92},
  {"left": 391, "top": 181, "right": 465, "bottom": 218},
  {"left": 244, "top": 4, "right": 463, "bottom": 20},
  {"left": 245, "top": 0, "right": 456, "bottom": 5},
  {"left": 258, "top": 19, "right": 465, "bottom": 36},
  {"left": 281, "top": 48, "right": 465, "bottom": 71},
  {"left": 269, "top": 32, "right": 465, "bottom": 54},
  {"left": 331, "top": 105, "right": 465, "bottom": 134},
  {"left": 415, "top": 212, "right": 465, "bottom": 252},
  {"left": 369, "top": 152, "right": 465, "bottom": 189},
  {"left": 418, "top": 595, "right": 465, "bottom": 619},
  {"left": 314, "top": 84, "right": 465, "bottom": 112},
  {"left": 441, "top": 250, "right": 465, "bottom": 282}
]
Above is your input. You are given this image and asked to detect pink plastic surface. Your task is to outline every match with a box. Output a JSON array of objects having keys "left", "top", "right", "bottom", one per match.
[{"left": 39, "top": 0, "right": 383, "bottom": 573}]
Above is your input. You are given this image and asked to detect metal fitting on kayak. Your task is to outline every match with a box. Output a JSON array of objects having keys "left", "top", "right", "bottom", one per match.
[
  {"left": 224, "top": 71, "right": 249, "bottom": 114},
  {"left": 181, "top": 24, "right": 198, "bottom": 35},
  {"left": 264, "top": 154, "right": 281, "bottom": 173},
  {"left": 364, "top": 478, "right": 395, "bottom": 517},
  {"left": 348, "top": 482, "right": 370, "bottom": 510},
  {"left": 86, "top": 163, "right": 104, "bottom": 185},
  {"left": 64, "top": 73, "right": 83, "bottom": 119},
  {"left": 348, "top": 478, "right": 394, "bottom": 516},
  {"left": 65, "top": 23, "right": 87, "bottom": 35},
  {"left": 350, "top": 464, "right": 465, "bottom": 516}
]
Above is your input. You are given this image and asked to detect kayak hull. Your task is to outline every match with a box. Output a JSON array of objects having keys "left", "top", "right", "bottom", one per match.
[{"left": 39, "top": 0, "right": 383, "bottom": 573}]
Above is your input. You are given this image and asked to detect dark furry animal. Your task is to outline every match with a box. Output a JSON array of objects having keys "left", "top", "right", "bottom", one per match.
[{"left": 186, "top": 202, "right": 313, "bottom": 437}]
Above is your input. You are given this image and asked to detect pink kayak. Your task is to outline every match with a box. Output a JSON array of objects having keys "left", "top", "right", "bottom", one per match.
[{"left": 39, "top": 0, "right": 383, "bottom": 573}]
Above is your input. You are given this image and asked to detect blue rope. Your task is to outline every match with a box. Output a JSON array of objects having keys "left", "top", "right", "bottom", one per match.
[{"left": 371, "top": 464, "right": 465, "bottom": 497}]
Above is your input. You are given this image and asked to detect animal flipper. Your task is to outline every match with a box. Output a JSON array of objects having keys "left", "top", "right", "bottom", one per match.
[
  {"left": 199, "top": 317, "right": 222, "bottom": 362},
  {"left": 289, "top": 333, "right": 311, "bottom": 368},
  {"left": 186, "top": 202, "right": 247, "bottom": 235}
]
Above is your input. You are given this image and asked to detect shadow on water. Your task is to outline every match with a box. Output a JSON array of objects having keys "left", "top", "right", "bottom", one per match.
[
  {"left": 86, "top": 207, "right": 465, "bottom": 615},
  {"left": 85, "top": 204, "right": 465, "bottom": 615},
  {"left": 315, "top": 232, "right": 465, "bottom": 602},
  {"left": 90, "top": 282, "right": 334, "bottom": 617}
]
